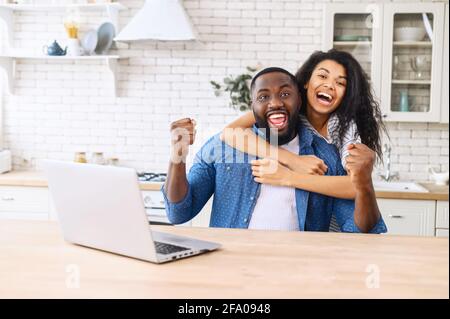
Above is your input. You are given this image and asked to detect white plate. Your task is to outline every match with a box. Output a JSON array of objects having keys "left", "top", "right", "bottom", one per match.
[
  {"left": 95, "top": 22, "right": 115, "bottom": 55},
  {"left": 81, "top": 30, "right": 98, "bottom": 55}
]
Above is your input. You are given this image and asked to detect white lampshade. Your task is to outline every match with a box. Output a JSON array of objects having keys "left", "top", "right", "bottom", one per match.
[{"left": 114, "top": 0, "right": 197, "bottom": 42}]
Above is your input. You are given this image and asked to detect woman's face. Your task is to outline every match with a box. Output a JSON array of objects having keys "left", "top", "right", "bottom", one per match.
[{"left": 304, "top": 59, "right": 347, "bottom": 116}]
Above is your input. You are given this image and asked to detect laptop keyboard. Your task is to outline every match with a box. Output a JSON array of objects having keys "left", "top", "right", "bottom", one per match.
[{"left": 154, "top": 241, "right": 190, "bottom": 255}]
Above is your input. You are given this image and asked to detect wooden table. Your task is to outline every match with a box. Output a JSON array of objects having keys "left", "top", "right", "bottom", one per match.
[{"left": 0, "top": 220, "right": 448, "bottom": 298}]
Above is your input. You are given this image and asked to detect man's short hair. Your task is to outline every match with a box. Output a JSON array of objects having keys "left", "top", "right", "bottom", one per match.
[{"left": 250, "top": 67, "right": 298, "bottom": 92}]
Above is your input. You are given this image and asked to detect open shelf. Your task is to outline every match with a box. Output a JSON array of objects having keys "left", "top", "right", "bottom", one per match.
[
  {"left": 393, "top": 41, "right": 433, "bottom": 47},
  {"left": 392, "top": 79, "right": 432, "bottom": 85},
  {"left": 0, "top": 3, "right": 126, "bottom": 12},
  {"left": 0, "top": 54, "right": 128, "bottom": 97},
  {"left": 0, "top": 2, "right": 126, "bottom": 47},
  {"left": 333, "top": 41, "right": 372, "bottom": 46},
  {"left": 0, "top": 53, "right": 123, "bottom": 60},
  {"left": 0, "top": 2, "right": 127, "bottom": 97}
]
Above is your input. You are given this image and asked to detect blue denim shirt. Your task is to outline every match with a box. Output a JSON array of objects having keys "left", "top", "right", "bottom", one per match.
[{"left": 162, "top": 124, "right": 387, "bottom": 233}]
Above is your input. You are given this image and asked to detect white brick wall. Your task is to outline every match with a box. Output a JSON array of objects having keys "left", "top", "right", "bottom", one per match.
[{"left": 0, "top": 0, "right": 448, "bottom": 182}]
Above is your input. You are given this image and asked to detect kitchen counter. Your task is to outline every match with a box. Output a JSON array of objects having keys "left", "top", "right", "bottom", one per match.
[
  {"left": 375, "top": 183, "right": 449, "bottom": 201},
  {"left": 0, "top": 170, "right": 163, "bottom": 191},
  {"left": 1, "top": 170, "right": 448, "bottom": 200},
  {"left": 0, "top": 219, "right": 447, "bottom": 298}
]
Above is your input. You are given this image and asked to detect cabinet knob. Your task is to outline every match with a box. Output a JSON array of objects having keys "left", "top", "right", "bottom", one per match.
[
  {"left": 388, "top": 214, "right": 404, "bottom": 219},
  {"left": 382, "top": 114, "right": 388, "bottom": 118}
]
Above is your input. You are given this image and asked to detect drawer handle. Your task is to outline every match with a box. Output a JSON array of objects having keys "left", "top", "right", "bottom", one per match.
[
  {"left": 143, "top": 196, "right": 165, "bottom": 207},
  {"left": 1, "top": 197, "right": 15, "bottom": 201},
  {"left": 388, "top": 214, "right": 404, "bottom": 219}
]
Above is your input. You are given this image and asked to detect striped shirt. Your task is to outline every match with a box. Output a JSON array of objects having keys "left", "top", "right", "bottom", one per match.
[{"left": 299, "top": 114, "right": 361, "bottom": 169}]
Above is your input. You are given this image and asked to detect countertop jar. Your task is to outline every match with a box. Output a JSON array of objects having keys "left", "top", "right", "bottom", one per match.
[
  {"left": 91, "top": 152, "right": 105, "bottom": 165},
  {"left": 107, "top": 157, "right": 119, "bottom": 166},
  {"left": 74, "top": 152, "right": 87, "bottom": 163}
]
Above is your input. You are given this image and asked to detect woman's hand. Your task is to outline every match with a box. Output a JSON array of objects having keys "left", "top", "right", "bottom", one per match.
[
  {"left": 251, "top": 158, "right": 295, "bottom": 187},
  {"left": 345, "top": 143, "right": 375, "bottom": 191},
  {"left": 281, "top": 151, "right": 328, "bottom": 175}
]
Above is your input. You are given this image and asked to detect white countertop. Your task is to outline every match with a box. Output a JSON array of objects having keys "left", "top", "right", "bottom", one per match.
[{"left": 0, "top": 170, "right": 164, "bottom": 191}]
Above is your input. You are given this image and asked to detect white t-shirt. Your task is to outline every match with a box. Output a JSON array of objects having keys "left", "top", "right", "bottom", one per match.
[
  {"left": 299, "top": 114, "right": 361, "bottom": 169},
  {"left": 248, "top": 136, "right": 300, "bottom": 231}
]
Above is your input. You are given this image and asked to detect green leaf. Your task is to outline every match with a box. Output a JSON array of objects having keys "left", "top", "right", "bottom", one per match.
[
  {"left": 210, "top": 81, "right": 221, "bottom": 90},
  {"left": 210, "top": 67, "right": 255, "bottom": 111}
]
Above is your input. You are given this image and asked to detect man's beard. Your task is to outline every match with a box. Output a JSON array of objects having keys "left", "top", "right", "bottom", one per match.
[{"left": 253, "top": 110, "right": 299, "bottom": 146}]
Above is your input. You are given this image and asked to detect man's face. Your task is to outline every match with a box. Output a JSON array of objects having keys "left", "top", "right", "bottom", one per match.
[{"left": 251, "top": 72, "right": 301, "bottom": 145}]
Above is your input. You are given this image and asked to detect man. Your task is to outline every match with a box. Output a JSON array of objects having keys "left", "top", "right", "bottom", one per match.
[{"left": 163, "top": 67, "right": 386, "bottom": 233}]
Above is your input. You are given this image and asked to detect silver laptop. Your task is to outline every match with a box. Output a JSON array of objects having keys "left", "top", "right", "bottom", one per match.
[{"left": 44, "top": 160, "right": 220, "bottom": 263}]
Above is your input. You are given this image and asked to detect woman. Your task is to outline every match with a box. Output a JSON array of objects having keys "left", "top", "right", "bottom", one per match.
[{"left": 221, "top": 49, "right": 387, "bottom": 199}]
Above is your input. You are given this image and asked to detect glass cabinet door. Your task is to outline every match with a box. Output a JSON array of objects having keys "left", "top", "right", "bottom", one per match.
[
  {"left": 323, "top": 4, "right": 383, "bottom": 107},
  {"left": 381, "top": 3, "right": 445, "bottom": 122}
]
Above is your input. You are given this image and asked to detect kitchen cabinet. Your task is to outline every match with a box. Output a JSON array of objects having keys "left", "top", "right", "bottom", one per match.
[
  {"left": 436, "top": 229, "right": 449, "bottom": 237},
  {"left": 323, "top": 3, "right": 384, "bottom": 106},
  {"left": 381, "top": 3, "right": 445, "bottom": 122},
  {"left": 142, "top": 190, "right": 170, "bottom": 224},
  {"left": 0, "top": 182, "right": 214, "bottom": 227},
  {"left": 0, "top": 2, "right": 127, "bottom": 96},
  {"left": 142, "top": 190, "right": 213, "bottom": 227},
  {"left": 323, "top": 2, "right": 447, "bottom": 122},
  {"left": 436, "top": 200, "right": 449, "bottom": 237},
  {"left": 0, "top": 185, "right": 50, "bottom": 220},
  {"left": 1, "top": 179, "right": 446, "bottom": 236},
  {"left": 377, "top": 198, "right": 438, "bottom": 236}
]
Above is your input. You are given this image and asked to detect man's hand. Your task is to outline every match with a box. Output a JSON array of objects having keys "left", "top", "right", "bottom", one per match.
[
  {"left": 345, "top": 143, "right": 376, "bottom": 191},
  {"left": 170, "top": 118, "right": 196, "bottom": 164}
]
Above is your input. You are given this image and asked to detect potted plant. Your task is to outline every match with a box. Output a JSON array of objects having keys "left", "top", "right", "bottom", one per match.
[{"left": 210, "top": 66, "right": 259, "bottom": 112}]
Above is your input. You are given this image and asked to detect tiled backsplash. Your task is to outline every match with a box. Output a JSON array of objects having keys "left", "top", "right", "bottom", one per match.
[
  {"left": 0, "top": 0, "right": 448, "bottom": 182},
  {"left": 382, "top": 122, "right": 448, "bottom": 181}
]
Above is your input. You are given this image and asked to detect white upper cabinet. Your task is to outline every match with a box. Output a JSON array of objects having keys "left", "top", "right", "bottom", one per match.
[
  {"left": 323, "top": 3, "right": 447, "bottom": 123},
  {"left": 323, "top": 3, "right": 384, "bottom": 104},
  {"left": 381, "top": 3, "right": 445, "bottom": 122}
]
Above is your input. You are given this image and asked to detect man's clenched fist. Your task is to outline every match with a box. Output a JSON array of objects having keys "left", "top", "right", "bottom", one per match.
[{"left": 170, "top": 118, "right": 196, "bottom": 163}]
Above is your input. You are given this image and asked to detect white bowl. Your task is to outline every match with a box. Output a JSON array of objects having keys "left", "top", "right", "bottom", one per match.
[{"left": 394, "top": 27, "right": 426, "bottom": 41}]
